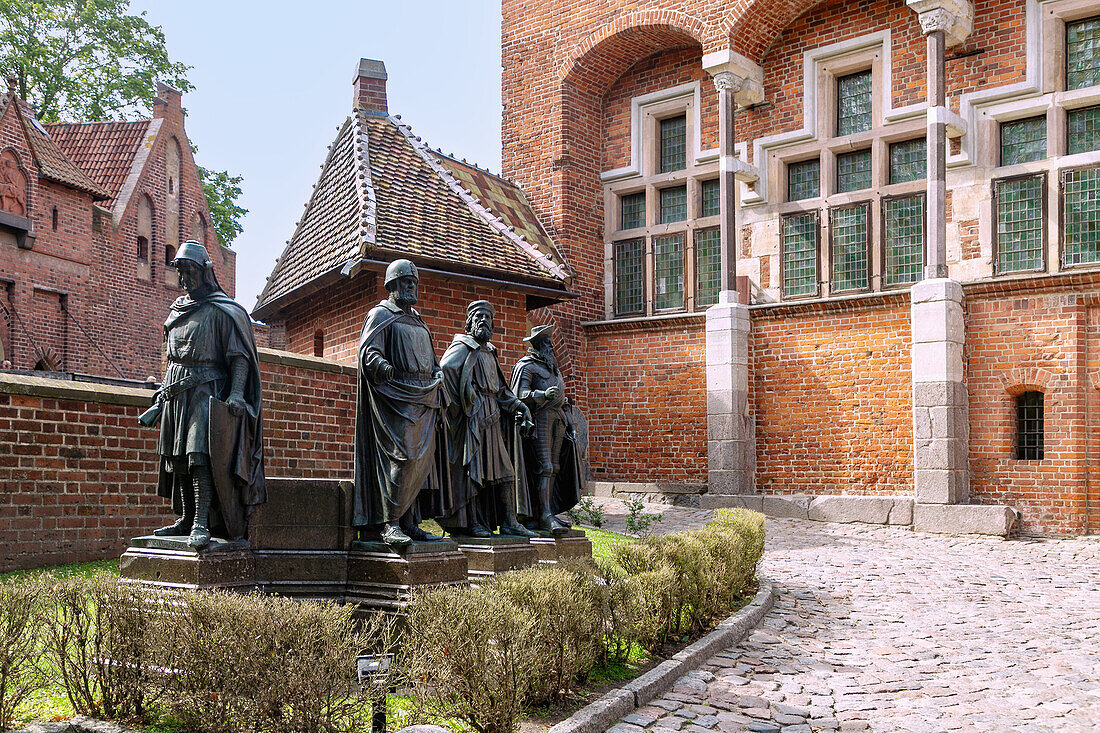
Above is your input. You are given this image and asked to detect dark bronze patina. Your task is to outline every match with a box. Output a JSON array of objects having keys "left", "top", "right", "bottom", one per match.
[
  {"left": 510, "top": 325, "right": 586, "bottom": 533},
  {"left": 352, "top": 259, "right": 451, "bottom": 547},
  {"left": 439, "top": 300, "right": 536, "bottom": 538},
  {"left": 139, "top": 241, "right": 265, "bottom": 549}
]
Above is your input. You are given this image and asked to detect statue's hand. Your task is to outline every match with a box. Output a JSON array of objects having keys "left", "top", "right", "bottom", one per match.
[
  {"left": 377, "top": 362, "right": 395, "bottom": 383},
  {"left": 543, "top": 385, "right": 560, "bottom": 402},
  {"left": 517, "top": 405, "right": 535, "bottom": 435},
  {"left": 227, "top": 394, "right": 248, "bottom": 417}
]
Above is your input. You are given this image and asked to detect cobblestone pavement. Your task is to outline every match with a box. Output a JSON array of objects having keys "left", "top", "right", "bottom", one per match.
[{"left": 598, "top": 500, "right": 1100, "bottom": 733}]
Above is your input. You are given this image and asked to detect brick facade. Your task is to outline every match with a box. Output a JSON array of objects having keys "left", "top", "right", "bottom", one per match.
[{"left": 0, "top": 85, "right": 233, "bottom": 381}]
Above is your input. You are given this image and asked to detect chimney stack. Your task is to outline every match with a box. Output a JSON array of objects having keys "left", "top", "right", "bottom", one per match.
[
  {"left": 353, "top": 59, "right": 388, "bottom": 114},
  {"left": 153, "top": 82, "right": 184, "bottom": 125}
]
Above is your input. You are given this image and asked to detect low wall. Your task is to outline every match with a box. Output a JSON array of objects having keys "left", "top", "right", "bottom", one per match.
[{"left": 0, "top": 348, "right": 356, "bottom": 572}]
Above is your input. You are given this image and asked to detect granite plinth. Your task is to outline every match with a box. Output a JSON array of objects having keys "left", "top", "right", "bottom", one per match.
[
  {"left": 529, "top": 528, "right": 593, "bottom": 564},
  {"left": 120, "top": 536, "right": 255, "bottom": 591},
  {"left": 346, "top": 539, "right": 468, "bottom": 613},
  {"left": 455, "top": 535, "right": 539, "bottom": 582}
]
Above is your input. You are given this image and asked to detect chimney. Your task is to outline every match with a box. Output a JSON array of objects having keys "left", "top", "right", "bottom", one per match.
[
  {"left": 353, "top": 59, "right": 388, "bottom": 114},
  {"left": 153, "top": 82, "right": 184, "bottom": 125}
]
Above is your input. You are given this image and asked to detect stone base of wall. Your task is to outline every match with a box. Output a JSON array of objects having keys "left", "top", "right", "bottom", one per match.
[
  {"left": 591, "top": 481, "right": 707, "bottom": 507},
  {"left": 700, "top": 493, "right": 1019, "bottom": 536}
]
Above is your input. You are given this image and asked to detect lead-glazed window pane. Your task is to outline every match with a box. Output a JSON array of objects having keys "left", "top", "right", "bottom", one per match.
[
  {"left": 1068, "top": 106, "right": 1100, "bottom": 155},
  {"left": 1000, "top": 116, "right": 1047, "bottom": 165},
  {"left": 837, "top": 149, "right": 872, "bottom": 192},
  {"left": 782, "top": 213, "right": 818, "bottom": 297},
  {"left": 701, "top": 179, "right": 720, "bottom": 217},
  {"left": 884, "top": 195, "right": 925, "bottom": 286},
  {"left": 995, "top": 176, "right": 1044, "bottom": 273},
  {"left": 788, "top": 158, "right": 820, "bottom": 201},
  {"left": 620, "top": 192, "right": 645, "bottom": 230},
  {"left": 837, "top": 70, "right": 872, "bottom": 136},
  {"left": 1063, "top": 167, "right": 1100, "bottom": 266},
  {"left": 660, "top": 115, "right": 687, "bottom": 173},
  {"left": 614, "top": 239, "right": 645, "bottom": 315},
  {"left": 1067, "top": 17, "right": 1100, "bottom": 90},
  {"left": 830, "top": 204, "right": 870, "bottom": 292},
  {"left": 659, "top": 186, "right": 687, "bottom": 223},
  {"left": 889, "top": 138, "right": 926, "bottom": 184},
  {"left": 654, "top": 234, "right": 684, "bottom": 310},
  {"left": 695, "top": 228, "right": 721, "bottom": 307}
]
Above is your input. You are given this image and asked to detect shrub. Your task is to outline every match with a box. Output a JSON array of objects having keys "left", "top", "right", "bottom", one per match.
[
  {"left": 403, "top": 583, "right": 541, "bottom": 733},
  {"left": 0, "top": 579, "right": 45, "bottom": 730},
  {"left": 39, "top": 576, "right": 160, "bottom": 721},
  {"left": 623, "top": 496, "right": 662, "bottom": 536},
  {"left": 567, "top": 497, "right": 605, "bottom": 528}
]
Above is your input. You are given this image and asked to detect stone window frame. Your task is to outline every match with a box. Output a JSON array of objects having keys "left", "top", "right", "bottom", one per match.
[
  {"left": 1057, "top": 162, "right": 1100, "bottom": 268},
  {"left": 991, "top": 171, "right": 1049, "bottom": 276},
  {"left": 770, "top": 44, "right": 926, "bottom": 299},
  {"left": 879, "top": 191, "right": 928, "bottom": 290},
  {"left": 603, "top": 92, "right": 720, "bottom": 319}
]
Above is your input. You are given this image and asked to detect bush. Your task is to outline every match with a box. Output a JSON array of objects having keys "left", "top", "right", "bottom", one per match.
[
  {"left": 623, "top": 496, "right": 662, "bottom": 536},
  {"left": 0, "top": 579, "right": 45, "bottom": 731},
  {"left": 40, "top": 576, "right": 160, "bottom": 721},
  {"left": 403, "top": 584, "right": 540, "bottom": 733}
]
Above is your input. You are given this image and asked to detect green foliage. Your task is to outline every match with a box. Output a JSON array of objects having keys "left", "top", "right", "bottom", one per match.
[
  {"left": 196, "top": 161, "right": 247, "bottom": 247},
  {"left": 0, "top": 0, "right": 192, "bottom": 123},
  {"left": 581, "top": 526, "right": 634, "bottom": 565},
  {"left": 567, "top": 496, "right": 606, "bottom": 528},
  {"left": 623, "top": 496, "right": 663, "bottom": 536}
]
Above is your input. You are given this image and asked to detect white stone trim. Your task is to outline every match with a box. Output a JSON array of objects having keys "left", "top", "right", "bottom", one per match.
[{"left": 112, "top": 118, "right": 162, "bottom": 228}]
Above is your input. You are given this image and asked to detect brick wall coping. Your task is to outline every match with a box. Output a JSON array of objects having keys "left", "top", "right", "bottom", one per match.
[
  {"left": 749, "top": 289, "right": 909, "bottom": 319},
  {"left": 258, "top": 347, "right": 356, "bottom": 376},
  {"left": 962, "top": 269, "right": 1100, "bottom": 299},
  {"left": 0, "top": 372, "right": 152, "bottom": 407},
  {"left": 582, "top": 311, "right": 705, "bottom": 333}
]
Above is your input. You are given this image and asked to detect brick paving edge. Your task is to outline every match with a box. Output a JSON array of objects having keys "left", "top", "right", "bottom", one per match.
[{"left": 547, "top": 578, "right": 775, "bottom": 733}]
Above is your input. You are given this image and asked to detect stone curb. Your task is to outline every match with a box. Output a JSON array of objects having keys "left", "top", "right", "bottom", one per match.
[
  {"left": 548, "top": 578, "right": 775, "bottom": 733},
  {"left": 14, "top": 716, "right": 142, "bottom": 733}
]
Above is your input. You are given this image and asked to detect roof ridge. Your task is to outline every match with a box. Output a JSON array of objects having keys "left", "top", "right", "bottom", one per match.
[
  {"left": 387, "top": 116, "right": 569, "bottom": 281},
  {"left": 351, "top": 111, "right": 377, "bottom": 259},
  {"left": 256, "top": 115, "right": 358, "bottom": 307}
]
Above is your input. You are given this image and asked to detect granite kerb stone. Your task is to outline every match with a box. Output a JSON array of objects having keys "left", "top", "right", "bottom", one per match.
[{"left": 549, "top": 579, "right": 774, "bottom": 733}]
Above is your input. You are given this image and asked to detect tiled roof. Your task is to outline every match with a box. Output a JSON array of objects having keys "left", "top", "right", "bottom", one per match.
[
  {"left": 255, "top": 111, "right": 571, "bottom": 315},
  {"left": 0, "top": 94, "right": 111, "bottom": 199},
  {"left": 46, "top": 120, "right": 150, "bottom": 208}
]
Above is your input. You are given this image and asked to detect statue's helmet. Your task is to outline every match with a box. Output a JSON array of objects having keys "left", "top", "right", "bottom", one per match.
[
  {"left": 172, "top": 240, "right": 213, "bottom": 268},
  {"left": 384, "top": 259, "right": 419, "bottom": 290}
]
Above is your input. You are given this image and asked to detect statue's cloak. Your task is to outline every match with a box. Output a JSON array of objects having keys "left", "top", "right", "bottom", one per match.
[{"left": 352, "top": 301, "right": 451, "bottom": 527}]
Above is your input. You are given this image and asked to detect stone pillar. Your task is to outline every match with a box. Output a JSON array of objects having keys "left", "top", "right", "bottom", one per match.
[
  {"left": 907, "top": 0, "right": 973, "bottom": 504},
  {"left": 702, "top": 53, "right": 764, "bottom": 496}
]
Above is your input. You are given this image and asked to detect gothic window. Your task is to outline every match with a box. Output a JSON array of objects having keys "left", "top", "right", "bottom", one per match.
[
  {"left": 136, "top": 194, "right": 154, "bottom": 279},
  {"left": 191, "top": 212, "right": 208, "bottom": 245},
  {"left": 137, "top": 236, "right": 149, "bottom": 262},
  {"left": 1015, "top": 391, "right": 1044, "bottom": 460},
  {"left": 52, "top": 207, "right": 58, "bottom": 230},
  {"left": 165, "top": 244, "right": 177, "bottom": 267}
]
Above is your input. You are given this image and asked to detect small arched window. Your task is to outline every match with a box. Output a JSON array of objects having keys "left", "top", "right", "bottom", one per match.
[
  {"left": 165, "top": 244, "right": 176, "bottom": 267},
  {"left": 52, "top": 207, "right": 59, "bottom": 230},
  {"left": 313, "top": 330, "right": 324, "bottom": 357},
  {"left": 137, "top": 236, "right": 149, "bottom": 262},
  {"left": 1015, "top": 391, "right": 1044, "bottom": 460}
]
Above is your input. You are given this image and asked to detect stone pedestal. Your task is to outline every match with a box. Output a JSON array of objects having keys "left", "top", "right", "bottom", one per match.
[
  {"left": 529, "top": 528, "right": 593, "bottom": 564},
  {"left": 706, "top": 294, "right": 755, "bottom": 495},
  {"left": 911, "top": 279, "right": 969, "bottom": 504},
  {"left": 249, "top": 478, "right": 353, "bottom": 600},
  {"left": 455, "top": 536, "right": 539, "bottom": 582},
  {"left": 120, "top": 536, "right": 255, "bottom": 591},
  {"left": 346, "top": 539, "right": 468, "bottom": 613}
]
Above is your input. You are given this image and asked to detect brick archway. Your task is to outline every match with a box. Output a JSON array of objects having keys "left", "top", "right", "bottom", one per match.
[{"left": 726, "top": 0, "right": 830, "bottom": 61}]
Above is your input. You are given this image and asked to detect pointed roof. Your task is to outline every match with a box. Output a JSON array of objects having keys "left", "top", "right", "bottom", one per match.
[
  {"left": 46, "top": 119, "right": 152, "bottom": 209},
  {"left": 0, "top": 90, "right": 110, "bottom": 200},
  {"left": 253, "top": 110, "right": 571, "bottom": 318}
]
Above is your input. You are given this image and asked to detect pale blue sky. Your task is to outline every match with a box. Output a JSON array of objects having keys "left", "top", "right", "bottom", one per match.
[{"left": 130, "top": 0, "right": 504, "bottom": 311}]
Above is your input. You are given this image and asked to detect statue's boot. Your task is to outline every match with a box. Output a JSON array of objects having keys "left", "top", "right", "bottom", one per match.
[
  {"left": 400, "top": 513, "right": 441, "bottom": 542},
  {"left": 154, "top": 474, "right": 194, "bottom": 537},
  {"left": 381, "top": 522, "right": 413, "bottom": 547},
  {"left": 498, "top": 484, "right": 536, "bottom": 538},
  {"left": 535, "top": 474, "right": 566, "bottom": 535},
  {"left": 468, "top": 522, "right": 493, "bottom": 538},
  {"left": 188, "top": 468, "right": 213, "bottom": 549}
]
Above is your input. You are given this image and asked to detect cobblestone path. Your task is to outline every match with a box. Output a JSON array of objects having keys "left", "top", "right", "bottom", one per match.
[{"left": 598, "top": 501, "right": 1100, "bottom": 733}]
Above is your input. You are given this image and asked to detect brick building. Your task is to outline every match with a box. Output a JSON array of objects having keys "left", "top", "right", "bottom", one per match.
[
  {"left": 0, "top": 79, "right": 234, "bottom": 381},
  {"left": 252, "top": 60, "right": 574, "bottom": 368},
  {"left": 491, "top": 0, "right": 1100, "bottom": 535}
]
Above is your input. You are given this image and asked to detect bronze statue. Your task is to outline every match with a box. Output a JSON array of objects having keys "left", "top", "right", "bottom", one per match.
[
  {"left": 439, "top": 301, "right": 535, "bottom": 538},
  {"left": 139, "top": 241, "right": 265, "bottom": 549},
  {"left": 510, "top": 325, "right": 584, "bottom": 533},
  {"left": 353, "top": 259, "right": 451, "bottom": 547}
]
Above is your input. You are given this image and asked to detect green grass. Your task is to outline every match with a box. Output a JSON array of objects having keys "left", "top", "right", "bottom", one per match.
[
  {"left": 580, "top": 526, "right": 635, "bottom": 564},
  {"left": 1, "top": 558, "right": 119, "bottom": 582}
]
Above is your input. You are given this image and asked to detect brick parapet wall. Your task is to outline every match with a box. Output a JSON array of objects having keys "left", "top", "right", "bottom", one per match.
[{"left": 0, "top": 347, "right": 356, "bottom": 571}]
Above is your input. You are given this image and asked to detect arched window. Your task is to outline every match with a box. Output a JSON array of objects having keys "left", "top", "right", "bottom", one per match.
[
  {"left": 137, "top": 236, "right": 149, "bottom": 261},
  {"left": 313, "top": 329, "right": 324, "bottom": 357},
  {"left": 165, "top": 244, "right": 176, "bottom": 267},
  {"left": 191, "top": 212, "right": 207, "bottom": 245},
  {"left": 52, "top": 207, "right": 59, "bottom": 230},
  {"left": 1015, "top": 391, "right": 1044, "bottom": 460}
]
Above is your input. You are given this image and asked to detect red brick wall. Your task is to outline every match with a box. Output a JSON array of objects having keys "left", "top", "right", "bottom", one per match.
[
  {"left": 584, "top": 318, "right": 708, "bottom": 485},
  {"left": 752, "top": 297, "right": 914, "bottom": 496},
  {"left": 965, "top": 287, "right": 1092, "bottom": 536},
  {"left": 272, "top": 270, "right": 533, "bottom": 371},
  {"left": 0, "top": 348, "right": 355, "bottom": 571}
]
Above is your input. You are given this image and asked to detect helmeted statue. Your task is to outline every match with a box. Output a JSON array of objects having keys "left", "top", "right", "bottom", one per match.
[
  {"left": 139, "top": 241, "right": 265, "bottom": 549},
  {"left": 510, "top": 325, "right": 585, "bottom": 533},
  {"left": 353, "top": 259, "right": 451, "bottom": 547},
  {"left": 439, "top": 300, "right": 535, "bottom": 538}
]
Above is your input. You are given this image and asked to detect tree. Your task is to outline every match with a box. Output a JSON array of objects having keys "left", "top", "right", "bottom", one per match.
[
  {"left": 0, "top": 0, "right": 247, "bottom": 245},
  {"left": 0, "top": 0, "right": 192, "bottom": 123}
]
